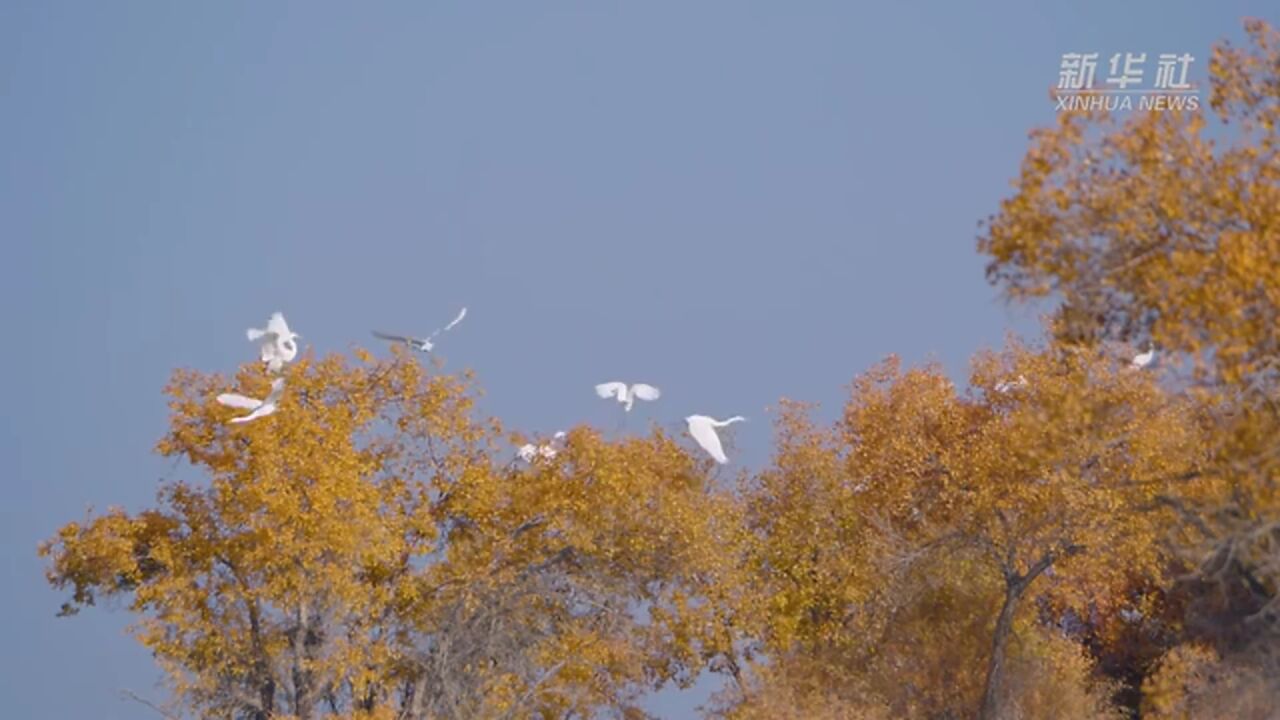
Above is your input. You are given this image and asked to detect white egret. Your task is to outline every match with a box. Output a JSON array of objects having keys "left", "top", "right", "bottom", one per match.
[
  {"left": 372, "top": 331, "right": 434, "bottom": 352},
  {"left": 594, "top": 382, "right": 661, "bottom": 412},
  {"left": 246, "top": 312, "right": 299, "bottom": 372},
  {"left": 1130, "top": 345, "right": 1157, "bottom": 370},
  {"left": 217, "top": 378, "right": 286, "bottom": 424},
  {"left": 517, "top": 431, "right": 567, "bottom": 463},
  {"left": 373, "top": 307, "right": 468, "bottom": 353},
  {"left": 994, "top": 375, "right": 1028, "bottom": 394},
  {"left": 685, "top": 415, "right": 746, "bottom": 464}
]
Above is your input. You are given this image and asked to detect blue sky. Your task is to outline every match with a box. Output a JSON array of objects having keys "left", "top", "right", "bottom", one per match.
[{"left": 1, "top": 2, "right": 1269, "bottom": 717}]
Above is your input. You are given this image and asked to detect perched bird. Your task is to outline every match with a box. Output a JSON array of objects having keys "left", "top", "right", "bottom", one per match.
[
  {"left": 247, "top": 312, "right": 300, "bottom": 372},
  {"left": 217, "top": 378, "right": 286, "bottom": 424},
  {"left": 1130, "top": 345, "right": 1157, "bottom": 370},
  {"left": 994, "top": 375, "right": 1028, "bottom": 394},
  {"left": 594, "top": 382, "right": 661, "bottom": 412},
  {"left": 685, "top": 415, "right": 746, "bottom": 464},
  {"left": 517, "top": 431, "right": 567, "bottom": 463},
  {"left": 373, "top": 307, "right": 468, "bottom": 353}
]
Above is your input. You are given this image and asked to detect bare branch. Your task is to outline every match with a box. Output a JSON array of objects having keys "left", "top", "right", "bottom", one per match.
[{"left": 119, "top": 690, "right": 183, "bottom": 720}]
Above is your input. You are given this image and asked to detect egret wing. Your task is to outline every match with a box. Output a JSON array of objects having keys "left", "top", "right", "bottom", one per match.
[
  {"left": 442, "top": 307, "right": 467, "bottom": 332},
  {"left": 217, "top": 393, "right": 262, "bottom": 410},
  {"left": 595, "top": 382, "right": 627, "bottom": 400},
  {"left": 266, "top": 312, "right": 291, "bottom": 338},
  {"left": 630, "top": 383, "right": 661, "bottom": 402},
  {"left": 230, "top": 404, "right": 277, "bottom": 424}
]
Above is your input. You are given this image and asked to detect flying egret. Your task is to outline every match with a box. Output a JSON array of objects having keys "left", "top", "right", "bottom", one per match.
[
  {"left": 685, "top": 415, "right": 746, "bottom": 464},
  {"left": 517, "top": 431, "right": 567, "bottom": 463},
  {"left": 1130, "top": 345, "right": 1157, "bottom": 370},
  {"left": 595, "top": 382, "right": 661, "bottom": 412},
  {"left": 246, "top": 312, "right": 299, "bottom": 372},
  {"left": 994, "top": 375, "right": 1029, "bottom": 394},
  {"left": 217, "top": 378, "right": 286, "bottom": 424},
  {"left": 373, "top": 307, "right": 468, "bottom": 353},
  {"left": 372, "top": 331, "right": 434, "bottom": 352}
]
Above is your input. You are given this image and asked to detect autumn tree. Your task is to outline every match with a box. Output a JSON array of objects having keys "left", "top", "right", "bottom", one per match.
[
  {"left": 41, "top": 19, "right": 1278, "bottom": 720},
  {"left": 722, "top": 343, "right": 1204, "bottom": 720},
  {"left": 42, "top": 352, "right": 744, "bottom": 719},
  {"left": 979, "top": 18, "right": 1280, "bottom": 709}
]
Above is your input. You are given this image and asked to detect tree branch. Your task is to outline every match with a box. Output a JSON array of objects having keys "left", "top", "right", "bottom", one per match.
[{"left": 119, "top": 689, "right": 182, "bottom": 720}]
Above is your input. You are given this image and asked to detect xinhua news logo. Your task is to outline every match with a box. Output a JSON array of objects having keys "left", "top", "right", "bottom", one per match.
[{"left": 1055, "top": 52, "right": 1201, "bottom": 112}]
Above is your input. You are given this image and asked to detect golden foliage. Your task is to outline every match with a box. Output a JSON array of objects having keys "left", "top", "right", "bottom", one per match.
[
  {"left": 42, "top": 353, "right": 742, "bottom": 719},
  {"left": 1141, "top": 644, "right": 1278, "bottom": 720},
  {"left": 40, "top": 18, "right": 1280, "bottom": 720},
  {"left": 978, "top": 18, "right": 1280, "bottom": 707},
  {"left": 980, "top": 19, "right": 1279, "bottom": 379},
  {"left": 733, "top": 344, "right": 1203, "bottom": 718}
]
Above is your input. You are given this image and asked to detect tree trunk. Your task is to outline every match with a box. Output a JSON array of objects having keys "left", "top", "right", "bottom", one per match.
[
  {"left": 978, "top": 550, "right": 1060, "bottom": 720},
  {"left": 401, "top": 673, "right": 428, "bottom": 720},
  {"left": 247, "top": 600, "right": 275, "bottom": 719},
  {"left": 292, "top": 602, "right": 315, "bottom": 719},
  {"left": 978, "top": 582, "right": 1023, "bottom": 720}
]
